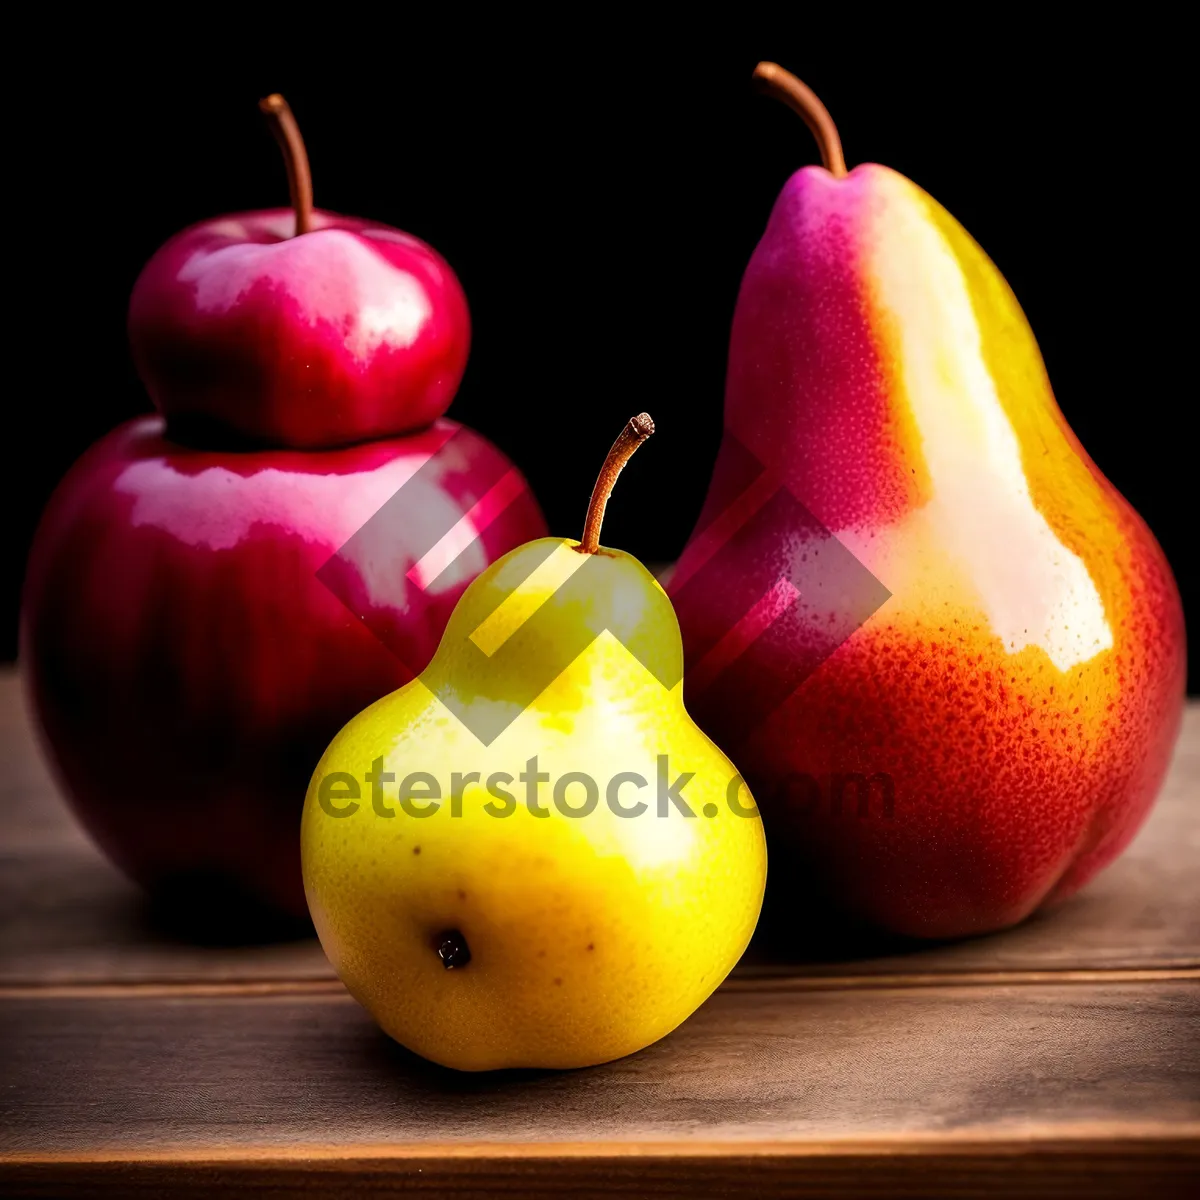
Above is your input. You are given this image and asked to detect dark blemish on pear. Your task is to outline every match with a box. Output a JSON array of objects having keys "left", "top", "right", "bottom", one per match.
[
  {"left": 554, "top": 977, "right": 563, "bottom": 986},
  {"left": 435, "top": 929, "right": 471, "bottom": 969},
  {"left": 412, "top": 846, "right": 421, "bottom": 855},
  {"left": 457, "top": 888, "right": 467, "bottom": 900}
]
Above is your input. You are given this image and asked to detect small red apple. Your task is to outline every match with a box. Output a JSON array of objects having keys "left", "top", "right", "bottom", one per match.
[{"left": 128, "top": 96, "right": 470, "bottom": 449}]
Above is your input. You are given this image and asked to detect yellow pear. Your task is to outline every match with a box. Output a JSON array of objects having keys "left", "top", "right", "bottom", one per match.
[{"left": 302, "top": 415, "right": 766, "bottom": 1070}]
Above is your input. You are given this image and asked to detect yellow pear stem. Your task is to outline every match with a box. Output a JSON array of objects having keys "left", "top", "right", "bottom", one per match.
[
  {"left": 578, "top": 414, "right": 655, "bottom": 554},
  {"left": 259, "top": 94, "right": 314, "bottom": 236},
  {"left": 752, "top": 62, "right": 848, "bottom": 178}
]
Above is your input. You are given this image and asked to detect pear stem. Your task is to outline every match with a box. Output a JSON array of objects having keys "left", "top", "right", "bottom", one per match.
[
  {"left": 578, "top": 414, "right": 655, "bottom": 554},
  {"left": 752, "top": 62, "right": 847, "bottom": 178},
  {"left": 259, "top": 94, "right": 314, "bottom": 236}
]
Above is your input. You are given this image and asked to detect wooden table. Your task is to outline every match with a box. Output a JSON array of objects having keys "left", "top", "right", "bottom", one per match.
[{"left": 1, "top": 668, "right": 1197, "bottom": 1197}]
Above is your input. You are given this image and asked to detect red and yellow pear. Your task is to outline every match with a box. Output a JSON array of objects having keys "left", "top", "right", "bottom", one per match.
[{"left": 670, "top": 64, "right": 1186, "bottom": 939}]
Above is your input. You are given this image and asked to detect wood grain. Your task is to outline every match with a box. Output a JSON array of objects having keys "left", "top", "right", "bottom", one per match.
[
  {"left": 3, "top": 668, "right": 1198, "bottom": 986},
  {"left": 3, "top": 1140, "right": 1198, "bottom": 1200},
  {"left": 1, "top": 982, "right": 1197, "bottom": 1195},
  {"left": 4, "top": 664, "right": 1200, "bottom": 1195},
  {"left": 2, "top": 983, "right": 1198, "bottom": 1151}
]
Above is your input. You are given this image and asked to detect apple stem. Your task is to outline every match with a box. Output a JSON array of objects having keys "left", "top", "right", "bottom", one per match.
[
  {"left": 578, "top": 414, "right": 655, "bottom": 554},
  {"left": 259, "top": 94, "right": 314, "bottom": 236},
  {"left": 752, "top": 62, "right": 848, "bottom": 178}
]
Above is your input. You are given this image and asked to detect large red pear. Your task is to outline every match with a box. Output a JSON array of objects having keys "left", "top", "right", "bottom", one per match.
[{"left": 671, "top": 65, "right": 1186, "bottom": 940}]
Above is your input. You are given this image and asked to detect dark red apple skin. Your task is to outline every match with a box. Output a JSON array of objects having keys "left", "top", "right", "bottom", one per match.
[
  {"left": 20, "top": 416, "right": 546, "bottom": 918},
  {"left": 128, "top": 209, "right": 471, "bottom": 449}
]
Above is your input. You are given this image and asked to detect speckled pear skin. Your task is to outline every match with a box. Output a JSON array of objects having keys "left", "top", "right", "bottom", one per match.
[
  {"left": 302, "top": 538, "right": 766, "bottom": 1071},
  {"left": 675, "top": 162, "right": 1185, "bottom": 939}
]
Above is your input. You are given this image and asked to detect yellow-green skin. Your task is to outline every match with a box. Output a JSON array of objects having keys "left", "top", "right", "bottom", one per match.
[{"left": 302, "top": 537, "right": 766, "bottom": 1071}]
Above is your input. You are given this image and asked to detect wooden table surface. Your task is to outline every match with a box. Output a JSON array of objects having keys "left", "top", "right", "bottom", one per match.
[{"left": 1, "top": 667, "right": 1197, "bottom": 1197}]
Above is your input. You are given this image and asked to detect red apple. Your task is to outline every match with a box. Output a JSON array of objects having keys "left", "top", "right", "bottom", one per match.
[
  {"left": 22, "top": 416, "right": 545, "bottom": 920},
  {"left": 128, "top": 96, "right": 470, "bottom": 449},
  {"left": 20, "top": 96, "right": 542, "bottom": 923}
]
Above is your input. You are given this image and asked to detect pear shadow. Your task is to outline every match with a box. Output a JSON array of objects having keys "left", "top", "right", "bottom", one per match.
[
  {"left": 357, "top": 1024, "right": 565, "bottom": 1095},
  {"left": 742, "top": 870, "right": 939, "bottom": 968},
  {"left": 742, "top": 868, "right": 1078, "bottom": 970}
]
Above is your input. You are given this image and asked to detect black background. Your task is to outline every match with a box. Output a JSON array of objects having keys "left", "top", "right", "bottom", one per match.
[{"left": 8, "top": 23, "right": 1195, "bottom": 688}]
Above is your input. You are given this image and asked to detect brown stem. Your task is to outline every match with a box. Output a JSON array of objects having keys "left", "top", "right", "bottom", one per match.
[
  {"left": 259, "top": 94, "right": 314, "bottom": 236},
  {"left": 578, "top": 414, "right": 655, "bottom": 554},
  {"left": 752, "top": 62, "right": 847, "bottom": 178}
]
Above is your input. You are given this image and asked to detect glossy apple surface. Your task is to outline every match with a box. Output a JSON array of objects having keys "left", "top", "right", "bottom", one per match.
[
  {"left": 673, "top": 161, "right": 1186, "bottom": 939},
  {"left": 21, "top": 416, "right": 545, "bottom": 918},
  {"left": 128, "top": 208, "right": 471, "bottom": 449}
]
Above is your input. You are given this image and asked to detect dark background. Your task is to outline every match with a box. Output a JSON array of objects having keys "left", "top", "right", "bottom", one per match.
[{"left": 8, "top": 24, "right": 1195, "bottom": 688}]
